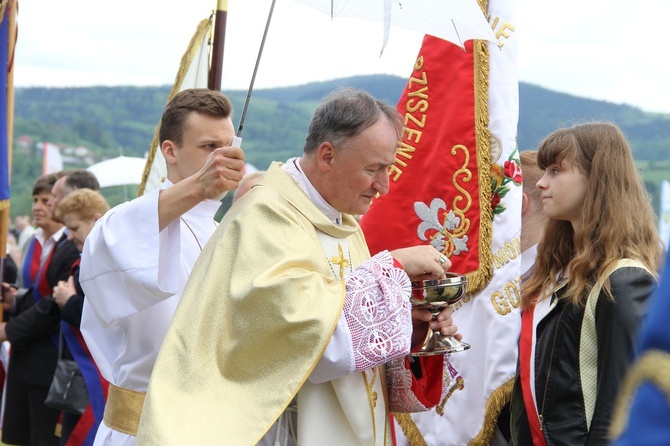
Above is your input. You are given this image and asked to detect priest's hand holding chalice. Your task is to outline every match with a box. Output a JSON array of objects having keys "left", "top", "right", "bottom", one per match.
[{"left": 390, "top": 246, "right": 469, "bottom": 356}]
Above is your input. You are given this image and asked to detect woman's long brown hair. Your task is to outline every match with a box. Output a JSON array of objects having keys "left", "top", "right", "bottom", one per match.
[{"left": 521, "top": 122, "right": 662, "bottom": 309}]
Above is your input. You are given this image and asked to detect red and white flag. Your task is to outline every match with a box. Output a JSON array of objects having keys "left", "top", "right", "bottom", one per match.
[
  {"left": 360, "top": 0, "right": 521, "bottom": 443},
  {"left": 42, "top": 142, "right": 63, "bottom": 175}
]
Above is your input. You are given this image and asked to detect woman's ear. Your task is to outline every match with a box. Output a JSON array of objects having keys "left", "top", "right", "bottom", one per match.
[{"left": 521, "top": 192, "right": 529, "bottom": 216}]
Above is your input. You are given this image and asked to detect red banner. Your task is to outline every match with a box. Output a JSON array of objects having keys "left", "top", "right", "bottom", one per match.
[{"left": 361, "top": 35, "right": 492, "bottom": 290}]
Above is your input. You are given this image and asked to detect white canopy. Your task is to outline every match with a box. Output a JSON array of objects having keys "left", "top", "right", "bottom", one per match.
[{"left": 87, "top": 156, "right": 146, "bottom": 188}]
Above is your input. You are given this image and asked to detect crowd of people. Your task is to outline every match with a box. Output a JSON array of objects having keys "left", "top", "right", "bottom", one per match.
[{"left": 0, "top": 87, "right": 667, "bottom": 446}]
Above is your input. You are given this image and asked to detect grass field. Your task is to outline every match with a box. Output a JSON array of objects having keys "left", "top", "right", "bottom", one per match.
[{"left": 638, "top": 162, "right": 670, "bottom": 187}]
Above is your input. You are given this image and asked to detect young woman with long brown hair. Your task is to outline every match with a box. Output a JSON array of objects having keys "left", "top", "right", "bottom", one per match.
[{"left": 510, "top": 122, "right": 663, "bottom": 445}]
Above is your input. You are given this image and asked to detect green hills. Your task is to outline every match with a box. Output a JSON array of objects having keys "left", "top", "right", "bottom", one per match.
[{"left": 9, "top": 75, "right": 670, "bottom": 216}]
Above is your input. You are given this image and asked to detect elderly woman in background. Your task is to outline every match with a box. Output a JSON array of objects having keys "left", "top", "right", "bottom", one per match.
[{"left": 52, "top": 188, "right": 110, "bottom": 446}]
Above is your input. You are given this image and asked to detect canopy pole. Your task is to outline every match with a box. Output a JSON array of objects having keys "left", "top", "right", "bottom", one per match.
[
  {"left": 208, "top": 0, "right": 229, "bottom": 91},
  {"left": 236, "top": 0, "right": 276, "bottom": 138}
]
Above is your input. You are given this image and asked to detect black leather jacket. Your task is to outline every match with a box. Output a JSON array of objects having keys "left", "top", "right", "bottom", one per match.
[
  {"left": 510, "top": 265, "right": 657, "bottom": 446},
  {"left": 5, "top": 235, "right": 80, "bottom": 386}
]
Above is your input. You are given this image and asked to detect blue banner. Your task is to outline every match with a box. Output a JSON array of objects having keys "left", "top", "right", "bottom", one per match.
[{"left": 0, "top": 7, "right": 9, "bottom": 205}]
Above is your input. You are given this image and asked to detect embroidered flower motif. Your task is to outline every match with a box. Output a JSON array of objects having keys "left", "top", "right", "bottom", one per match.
[
  {"left": 504, "top": 160, "right": 523, "bottom": 185},
  {"left": 491, "top": 163, "right": 505, "bottom": 189},
  {"left": 490, "top": 145, "right": 522, "bottom": 216},
  {"left": 415, "top": 198, "right": 469, "bottom": 257},
  {"left": 491, "top": 193, "right": 501, "bottom": 211}
]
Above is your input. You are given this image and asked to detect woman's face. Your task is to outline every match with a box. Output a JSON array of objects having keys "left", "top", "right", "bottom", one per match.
[
  {"left": 31, "top": 191, "right": 53, "bottom": 229},
  {"left": 63, "top": 213, "right": 97, "bottom": 252},
  {"left": 536, "top": 157, "right": 588, "bottom": 232}
]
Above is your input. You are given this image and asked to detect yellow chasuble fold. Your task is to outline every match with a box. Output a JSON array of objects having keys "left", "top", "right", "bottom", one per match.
[{"left": 137, "top": 162, "right": 385, "bottom": 445}]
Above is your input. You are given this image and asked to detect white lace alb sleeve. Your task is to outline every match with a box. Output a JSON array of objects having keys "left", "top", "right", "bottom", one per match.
[
  {"left": 344, "top": 250, "right": 412, "bottom": 371},
  {"left": 309, "top": 251, "right": 413, "bottom": 383}
]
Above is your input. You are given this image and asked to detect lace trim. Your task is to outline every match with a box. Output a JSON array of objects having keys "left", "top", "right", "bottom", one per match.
[
  {"left": 282, "top": 158, "right": 310, "bottom": 196},
  {"left": 344, "top": 251, "right": 412, "bottom": 371}
]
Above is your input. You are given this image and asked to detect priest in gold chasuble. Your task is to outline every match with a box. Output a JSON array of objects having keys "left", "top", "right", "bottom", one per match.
[{"left": 137, "top": 89, "right": 460, "bottom": 446}]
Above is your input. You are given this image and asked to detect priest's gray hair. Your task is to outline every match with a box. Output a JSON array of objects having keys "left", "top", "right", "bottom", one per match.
[{"left": 303, "top": 87, "right": 402, "bottom": 154}]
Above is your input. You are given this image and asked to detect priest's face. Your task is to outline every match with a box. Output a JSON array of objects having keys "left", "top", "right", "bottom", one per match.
[
  {"left": 166, "top": 112, "right": 236, "bottom": 183},
  {"left": 321, "top": 117, "right": 397, "bottom": 215}
]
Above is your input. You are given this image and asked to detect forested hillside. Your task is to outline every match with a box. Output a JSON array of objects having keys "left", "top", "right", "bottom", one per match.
[{"left": 10, "top": 75, "right": 670, "bottom": 215}]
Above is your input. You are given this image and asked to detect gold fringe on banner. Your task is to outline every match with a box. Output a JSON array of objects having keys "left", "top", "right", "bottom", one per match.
[
  {"left": 468, "top": 377, "right": 514, "bottom": 445},
  {"left": 394, "top": 413, "right": 427, "bottom": 446},
  {"left": 137, "top": 17, "right": 213, "bottom": 196},
  {"left": 609, "top": 349, "right": 670, "bottom": 439},
  {"left": 467, "top": 21, "right": 493, "bottom": 296}
]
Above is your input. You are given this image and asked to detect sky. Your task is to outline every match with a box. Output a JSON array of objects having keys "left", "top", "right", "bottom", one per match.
[{"left": 13, "top": 0, "right": 670, "bottom": 114}]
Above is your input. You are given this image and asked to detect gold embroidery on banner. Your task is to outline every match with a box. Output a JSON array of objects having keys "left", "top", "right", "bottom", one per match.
[
  {"left": 389, "top": 57, "right": 429, "bottom": 182},
  {"left": 424, "top": 144, "right": 475, "bottom": 258},
  {"left": 489, "top": 15, "right": 515, "bottom": 49},
  {"left": 491, "top": 238, "right": 521, "bottom": 269},
  {"left": 450, "top": 144, "right": 474, "bottom": 217},
  {"left": 609, "top": 350, "right": 670, "bottom": 439},
  {"left": 491, "top": 277, "right": 521, "bottom": 315},
  {"left": 488, "top": 235, "right": 523, "bottom": 315},
  {"left": 413, "top": 144, "right": 475, "bottom": 260},
  {"left": 414, "top": 147, "right": 475, "bottom": 261},
  {"left": 394, "top": 143, "right": 417, "bottom": 171}
]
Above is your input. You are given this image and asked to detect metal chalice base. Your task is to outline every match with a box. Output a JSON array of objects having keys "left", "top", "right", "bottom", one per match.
[{"left": 410, "top": 273, "right": 471, "bottom": 356}]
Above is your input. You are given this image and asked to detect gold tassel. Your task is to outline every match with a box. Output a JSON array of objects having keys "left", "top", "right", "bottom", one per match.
[
  {"left": 609, "top": 350, "right": 670, "bottom": 439},
  {"left": 436, "top": 376, "right": 465, "bottom": 415}
]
